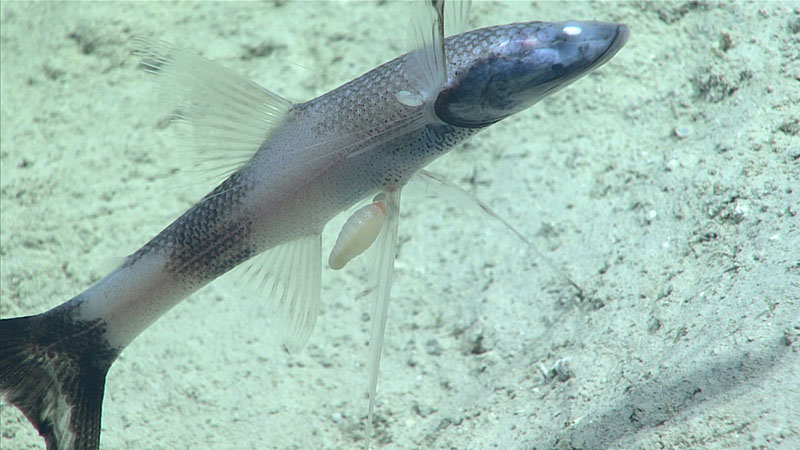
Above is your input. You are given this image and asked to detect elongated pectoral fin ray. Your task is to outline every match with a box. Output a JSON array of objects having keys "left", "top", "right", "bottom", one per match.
[
  {"left": 133, "top": 37, "right": 292, "bottom": 185},
  {"left": 443, "top": 0, "right": 472, "bottom": 37},
  {"left": 411, "top": 170, "right": 584, "bottom": 295},
  {"left": 404, "top": 0, "right": 449, "bottom": 102},
  {"left": 412, "top": 170, "right": 532, "bottom": 245},
  {"left": 364, "top": 189, "right": 402, "bottom": 448},
  {"left": 231, "top": 234, "right": 322, "bottom": 353}
]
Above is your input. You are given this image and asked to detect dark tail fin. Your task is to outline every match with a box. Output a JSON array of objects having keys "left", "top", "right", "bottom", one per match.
[{"left": 0, "top": 302, "right": 118, "bottom": 450}]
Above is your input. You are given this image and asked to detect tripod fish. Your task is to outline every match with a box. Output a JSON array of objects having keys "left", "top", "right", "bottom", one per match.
[{"left": 0, "top": 1, "right": 628, "bottom": 448}]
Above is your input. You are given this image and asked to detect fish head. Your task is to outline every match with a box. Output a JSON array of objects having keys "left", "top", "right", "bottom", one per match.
[{"left": 435, "top": 21, "right": 629, "bottom": 128}]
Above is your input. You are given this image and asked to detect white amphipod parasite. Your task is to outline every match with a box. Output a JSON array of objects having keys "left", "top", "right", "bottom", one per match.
[{"left": 328, "top": 200, "right": 387, "bottom": 270}]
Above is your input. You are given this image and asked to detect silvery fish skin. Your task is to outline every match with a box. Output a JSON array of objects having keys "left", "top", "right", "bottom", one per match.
[{"left": 0, "top": 5, "right": 628, "bottom": 449}]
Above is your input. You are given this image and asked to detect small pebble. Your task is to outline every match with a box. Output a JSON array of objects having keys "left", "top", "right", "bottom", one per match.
[
  {"left": 330, "top": 412, "right": 342, "bottom": 423},
  {"left": 425, "top": 339, "right": 442, "bottom": 356},
  {"left": 673, "top": 126, "right": 691, "bottom": 139},
  {"left": 666, "top": 158, "right": 679, "bottom": 171}
]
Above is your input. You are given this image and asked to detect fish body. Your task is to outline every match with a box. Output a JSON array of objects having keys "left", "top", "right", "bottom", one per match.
[{"left": 0, "top": 3, "right": 628, "bottom": 448}]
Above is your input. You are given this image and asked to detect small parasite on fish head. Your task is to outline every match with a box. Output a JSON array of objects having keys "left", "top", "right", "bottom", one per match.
[{"left": 329, "top": 200, "right": 387, "bottom": 270}]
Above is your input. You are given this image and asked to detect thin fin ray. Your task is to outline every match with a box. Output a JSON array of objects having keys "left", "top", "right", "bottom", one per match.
[
  {"left": 411, "top": 170, "right": 584, "bottom": 295},
  {"left": 133, "top": 37, "right": 292, "bottom": 187},
  {"left": 444, "top": 0, "right": 472, "bottom": 36},
  {"left": 232, "top": 235, "right": 322, "bottom": 353},
  {"left": 405, "top": 0, "right": 448, "bottom": 101},
  {"left": 364, "top": 189, "right": 402, "bottom": 448}
]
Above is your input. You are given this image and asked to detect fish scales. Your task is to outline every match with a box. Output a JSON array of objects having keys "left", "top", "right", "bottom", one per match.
[{"left": 0, "top": 3, "right": 628, "bottom": 448}]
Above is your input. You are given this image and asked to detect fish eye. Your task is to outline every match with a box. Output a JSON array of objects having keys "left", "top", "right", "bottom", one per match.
[{"left": 562, "top": 25, "right": 583, "bottom": 37}]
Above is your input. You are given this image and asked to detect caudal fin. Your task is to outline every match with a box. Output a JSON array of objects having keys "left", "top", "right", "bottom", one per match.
[{"left": 0, "top": 302, "right": 118, "bottom": 450}]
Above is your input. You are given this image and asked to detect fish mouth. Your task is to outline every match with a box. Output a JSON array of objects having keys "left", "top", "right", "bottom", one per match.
[{"left": 593, "top": 23, "right": 630, "bottom": 68}]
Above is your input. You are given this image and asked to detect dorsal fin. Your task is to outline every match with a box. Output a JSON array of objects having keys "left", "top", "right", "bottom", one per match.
[{"left": 134, "top": 37, "right": 292, "bottom": 185}]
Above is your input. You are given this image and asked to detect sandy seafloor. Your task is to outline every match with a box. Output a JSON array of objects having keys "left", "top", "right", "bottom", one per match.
[{"left": 1, "top": 1, "right": 798, "bottom": 449}]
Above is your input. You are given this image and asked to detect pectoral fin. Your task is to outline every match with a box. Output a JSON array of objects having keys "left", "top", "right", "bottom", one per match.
[
  {"left": 400, "top": 0, "right": 472, "bottom": 108},
  {"left": 411, "top": 170, "right": 584, "bottom": 295}
]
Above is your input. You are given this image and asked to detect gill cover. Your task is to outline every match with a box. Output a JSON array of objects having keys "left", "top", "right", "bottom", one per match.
[{"left": 435, "top": 21, "right": 629, "bottom": 128}]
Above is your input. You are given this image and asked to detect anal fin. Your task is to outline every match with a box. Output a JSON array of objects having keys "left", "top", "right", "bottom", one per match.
[{"left": 233, "top": 234, "right": 322, "bottom": 353}]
